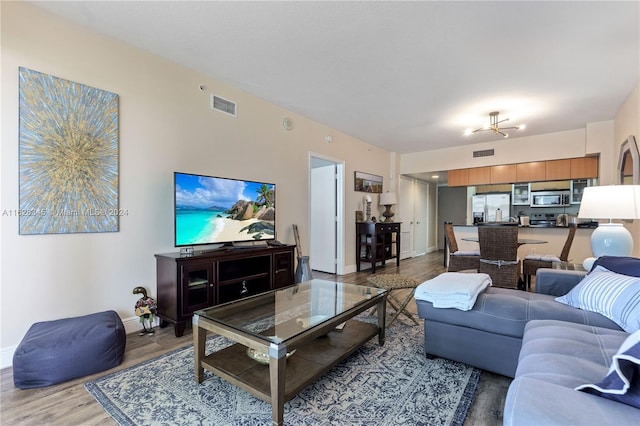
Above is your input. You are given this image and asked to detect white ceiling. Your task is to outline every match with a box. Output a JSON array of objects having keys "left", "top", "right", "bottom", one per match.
[{"left": 31, "top": 1, "right": 639, "bottom": 156}]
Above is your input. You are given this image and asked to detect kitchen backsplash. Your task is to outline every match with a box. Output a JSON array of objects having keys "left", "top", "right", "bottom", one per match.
[{"left": 513, "top": 205, "right": 580, "bottom": 219}]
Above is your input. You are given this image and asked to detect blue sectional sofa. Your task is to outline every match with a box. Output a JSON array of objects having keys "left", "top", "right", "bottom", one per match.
[
  {"left": 504, "top": 320, "right": 637, "bottom": 425},
  {"left": 415, "top": 256, "right": 640, "bottom": 425},
  {"left": 415, "top": 270, "right": 619, "bottom": 378}
]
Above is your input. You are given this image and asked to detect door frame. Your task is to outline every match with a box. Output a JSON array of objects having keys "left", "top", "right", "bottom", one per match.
[{"left": 308, "top": 152, "right": 345, "bottom": 275}]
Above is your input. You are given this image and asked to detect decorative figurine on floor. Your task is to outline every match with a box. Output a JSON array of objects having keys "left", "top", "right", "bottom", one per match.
[{"left": 133, "top": 286, "right": 157, "bottom": 336}]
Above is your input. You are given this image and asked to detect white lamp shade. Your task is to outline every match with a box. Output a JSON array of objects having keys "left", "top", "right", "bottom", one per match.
[
  {"left": 379, "top": 192, "right": 398, "bottom": 206},
  {"left": 578, "top": 185, "right": 640, "bottom": 259},
  {"left": 578, "top": 185, "right": 640, "bottom": 219}
]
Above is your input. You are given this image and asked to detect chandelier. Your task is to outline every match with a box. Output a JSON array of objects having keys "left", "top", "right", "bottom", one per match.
[{"left": 471, "top": 111, "right": 523, "bottom": 138}]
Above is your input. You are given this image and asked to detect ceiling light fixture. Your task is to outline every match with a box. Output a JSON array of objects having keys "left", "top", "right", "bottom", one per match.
[{"left": 470, "top": 111, "right": 523, "bottom": 138}]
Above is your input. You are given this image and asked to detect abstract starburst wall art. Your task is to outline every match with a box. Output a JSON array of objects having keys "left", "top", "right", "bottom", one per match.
[{"left": 18, "top": 67, "right": 119, "bottom": 234}]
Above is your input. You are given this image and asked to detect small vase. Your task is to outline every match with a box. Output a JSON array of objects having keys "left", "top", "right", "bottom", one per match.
[{"left": 295, "top": 256, "right": 313, "bottom": 283}]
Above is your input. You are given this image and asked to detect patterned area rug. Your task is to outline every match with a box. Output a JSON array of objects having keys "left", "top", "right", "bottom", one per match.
[{"left": 86, "top": 318, "right": 480, "bottom": 425}]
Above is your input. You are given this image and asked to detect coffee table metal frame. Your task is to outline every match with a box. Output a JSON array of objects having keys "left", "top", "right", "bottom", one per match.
[{"left": 193, "top": 279, "right": 387, "bottom": 426}]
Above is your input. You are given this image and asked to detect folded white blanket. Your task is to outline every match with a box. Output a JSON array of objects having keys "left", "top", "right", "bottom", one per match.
[
  {"left": 414, "top": 272, "right": 492, "bottom": 311},
  {"left": 428, "top": 284, "right": 489, "bottom": 311},
  {"left": 524, "top": 254, "right": 561, "bottom": 262},
  {"left": 415, "top": 272, "right": 492, "bottom": 297}
]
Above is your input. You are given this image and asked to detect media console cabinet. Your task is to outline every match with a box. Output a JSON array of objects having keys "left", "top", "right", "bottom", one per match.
[{"left": 155, "top": 245, "right": 295, "bottom": 337}]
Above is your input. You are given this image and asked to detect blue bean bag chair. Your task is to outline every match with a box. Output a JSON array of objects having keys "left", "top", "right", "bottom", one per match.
[{"left": 13, "top": 310, "right": 126, "bottom": 389}]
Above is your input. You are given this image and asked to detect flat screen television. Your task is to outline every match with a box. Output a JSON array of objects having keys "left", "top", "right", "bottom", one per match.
[{"left": 174, "top": 172, "right": 276, "bottom": 247}]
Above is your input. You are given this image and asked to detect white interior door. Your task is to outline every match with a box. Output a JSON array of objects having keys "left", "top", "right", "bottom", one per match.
[
  {"left": 427, "top": 181, "right": 438, "bottom": 252},
  {"left": 398, "top": 176, "right": 414, "bottom": 259},
  {"left": 310, "top": 161, "right": 336, "bottom": 273},
  {"left": 414, "top": 180, "right": 429, "bottom": 256}
]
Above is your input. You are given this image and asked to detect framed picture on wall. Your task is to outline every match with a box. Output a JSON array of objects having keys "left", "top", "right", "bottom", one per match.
[
  {"left": 18, "top": 67, "right": 120, "bottom": 235},
  {"left": 354, "top": 171, "right": 383, "bottom": 193}
]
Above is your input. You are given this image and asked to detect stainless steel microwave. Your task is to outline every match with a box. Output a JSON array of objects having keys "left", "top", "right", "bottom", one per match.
[{"left": 530, "top": 191, "right": 570, "bottom": 207}]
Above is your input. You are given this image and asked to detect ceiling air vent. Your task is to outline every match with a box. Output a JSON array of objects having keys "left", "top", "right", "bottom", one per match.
[
  {"left": 473, "top": 149, "right": 495, "bottom": 158},
  {"left": 211, "top": 94, "right": 237, "bottom": 117}
]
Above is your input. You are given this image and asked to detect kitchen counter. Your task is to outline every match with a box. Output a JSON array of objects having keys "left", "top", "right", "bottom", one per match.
[
  {"left": 455, "top": 224, "right": 597, "bottom": 229},
  {"left": 451, "top": 224, "right": 595, "bottom": 264}
]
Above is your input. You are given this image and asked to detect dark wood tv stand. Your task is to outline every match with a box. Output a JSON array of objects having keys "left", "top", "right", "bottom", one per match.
[{"left": 155, "top": 244, "right": 295, "bottom": 337}]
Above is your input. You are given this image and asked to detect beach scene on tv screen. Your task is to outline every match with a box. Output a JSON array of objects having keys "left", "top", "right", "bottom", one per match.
[{"left": 175, "top": 173, "right": 275, "bottom": 246}]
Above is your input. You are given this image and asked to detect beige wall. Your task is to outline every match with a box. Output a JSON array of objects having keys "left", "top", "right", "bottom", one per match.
[
  {"left": 614, "top": 83, "right": 640, "bottom": 255},
  {"left": 400, "top": 128, "right": 590, "bottom": 175},
  {"left": 0, "top": 2, "right": 391, "bottom": 365},
  {"left": 399, "top": 122, "right": 624, "bottom": 181},
  {"left": 615, "top": 84, "right": 640, "bottom": 150},
  {"left": 586, "top": 120, "right": 615, "bottom": 184}
]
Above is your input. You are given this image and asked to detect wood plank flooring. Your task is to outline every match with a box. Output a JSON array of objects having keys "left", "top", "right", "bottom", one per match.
[{"left": 0, "top": 251, "right": 511, "bottom": 425}]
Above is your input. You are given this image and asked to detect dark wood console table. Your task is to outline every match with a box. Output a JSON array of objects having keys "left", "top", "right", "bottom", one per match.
[
  {"left": 155, "top": 244, "right": 295, "bottom": 337},
  {"left": 356, "top": 222, "right": 401, "bottom": 273}
]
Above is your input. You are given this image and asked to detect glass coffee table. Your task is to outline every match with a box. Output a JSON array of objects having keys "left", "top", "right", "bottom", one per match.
[{"left": 193, "top": 279, "right": 387, "bottom": 426}]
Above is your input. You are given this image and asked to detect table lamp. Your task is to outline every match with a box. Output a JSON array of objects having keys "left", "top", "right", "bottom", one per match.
[
  {"left": 379, "top": 192, "right": 398, "bottom": 222},
  {"left": 578, "top": 185, "right": 640, "bottom": 268}
]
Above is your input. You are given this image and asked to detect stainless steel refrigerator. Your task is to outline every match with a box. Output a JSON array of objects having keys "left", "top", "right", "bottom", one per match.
[{"left": 472, "top": 193, "right": 511, "bottom": 223}]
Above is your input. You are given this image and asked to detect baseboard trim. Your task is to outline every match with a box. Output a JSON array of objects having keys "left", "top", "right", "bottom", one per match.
[
  {"left": 343, "top": 264, "right": 357, "bottom": 275},
  {"left": 1, "top": 345, "right": 18, "bottom": 370}
]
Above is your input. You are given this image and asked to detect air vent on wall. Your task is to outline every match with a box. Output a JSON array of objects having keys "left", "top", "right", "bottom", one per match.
[
  {"left": 211, "top": 94, "right": 237, "bottom": 117},
  {"left": 473, "top": 149, "right": 495, "bottom": 158}
]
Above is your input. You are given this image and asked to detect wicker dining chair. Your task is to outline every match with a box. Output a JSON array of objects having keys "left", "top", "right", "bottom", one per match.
[
  {"left": 444, "top": 222, "right": 480, "bottom": 272},
  {"left": 522, "top": 224, "right": 577, "bottom": 290},
  {"left": 478, "top": 225, "right": 521, "bottom": 289}
]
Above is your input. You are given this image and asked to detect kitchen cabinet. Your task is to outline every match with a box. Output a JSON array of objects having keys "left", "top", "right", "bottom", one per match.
[
  {"left": 570, "top": 178, "right": 597, "bottom": 204},
  {"left": 468, "top": 167, "right": 491, "bottom": 185},
  {"left": 545, "top": 159, "right": 571, "bottom": 180},
  {"left": 516, "top": 162, "right": 546, "bottom": 182},
  {"left": 447, "top": 169, "right": 469, "bottom": 187},
  {"left": 571, "top": 157, "right": 598, "bottom": 178},
  {"left": 490, "top": 164, "right": 517, "bottom": 184},
  {"left": 475, "top": 184, "right": 512, "bottom": 194},
  {"left": 447, "top": 156, "right": 598, "bottom": 188},
  {"left": 531, "top": 180, "right": 570, "bottom": 191},
  {"left": 512, "top": 183, "right": 531, "bottom": 205}
]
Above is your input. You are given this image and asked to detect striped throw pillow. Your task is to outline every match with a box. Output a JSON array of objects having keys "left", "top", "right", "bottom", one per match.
[{"left": 556, "top": 269, "right": 640, "bottom": 333}]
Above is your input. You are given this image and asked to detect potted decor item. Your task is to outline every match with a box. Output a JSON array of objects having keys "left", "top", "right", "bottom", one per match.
[{"left": 293, "top": 224, "right": 312, "bottom": 283}]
